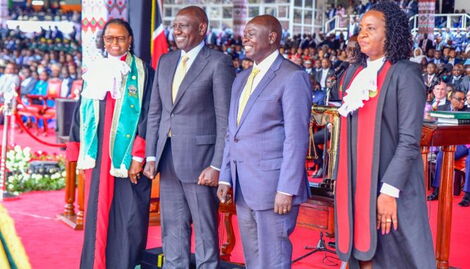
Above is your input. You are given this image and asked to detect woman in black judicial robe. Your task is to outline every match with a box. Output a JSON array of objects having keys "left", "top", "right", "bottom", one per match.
[
  {"left": 334, "top": 2, "right": 435, "bottom": 268},
  {"left": 66, "top": 19, "right": 154, "bottom": 269}
]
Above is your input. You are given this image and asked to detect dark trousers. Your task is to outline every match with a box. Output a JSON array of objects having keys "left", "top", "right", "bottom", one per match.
[
  {"left": 433, "top": 145, "right": 470, "bottom": 193},
  {"left": 159, "top": 140, "right": 220, "bottom": 269},
  {"left": 312, "top": 127, "right": 330, "bottom": 168}
]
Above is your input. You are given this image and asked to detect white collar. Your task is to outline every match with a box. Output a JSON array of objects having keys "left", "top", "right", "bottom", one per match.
[
  {"left": 366, "top": 56, "right": 385, "bottom": 69},
  {"left": 108, "top": 52, "right": 128, "bottom": 60},
  {"left": 338, "top": 57, "right": 385, "bottom": 117},
  {"left": 181, "top": 40, "right": 205, "bottom": 60},
  {"left": 253, "top": 50, "right": 279, "bottom": 73}
]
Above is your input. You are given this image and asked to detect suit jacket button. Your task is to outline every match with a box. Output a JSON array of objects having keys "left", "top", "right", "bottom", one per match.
[
  {"left": 171, "top": 113, "right": 175, "bottom": 117},
  {"left": 234, "top": 138, "right": 239, "bottom": 143}
]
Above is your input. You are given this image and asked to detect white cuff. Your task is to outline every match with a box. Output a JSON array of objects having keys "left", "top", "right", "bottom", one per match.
[
  {"left": 277, "top": 191, "right": 293, "bottom": 196},
  {"left": 146, "top": 156, "right": 156, "bottom": 162},
  {"left": 132, "top": 156, "right": 144, "bottom": 163},
  {"left": 219, "top": 181, "right": 231, "bottom": 187},
  {"left": 210, "top": 165, "right": 220, "bottom": 171},
  {"left": 380, "top": 183, "right": 400, "bottom": 198}
]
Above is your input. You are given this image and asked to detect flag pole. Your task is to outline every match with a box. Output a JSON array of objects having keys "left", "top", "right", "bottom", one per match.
[{"left": 151, "top": 0, "right": 156, "bottom": 55}]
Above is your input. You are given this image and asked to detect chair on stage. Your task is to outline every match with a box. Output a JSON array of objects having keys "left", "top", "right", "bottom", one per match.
[
  {"left": 294, "top": 106, "right": 340, "bottom": 263},
  {"left": 69, "top": 79, "right": 83, "bottom": 100},
  {"left": 23, "top": 78, "right": 62, "bottom": 135}
]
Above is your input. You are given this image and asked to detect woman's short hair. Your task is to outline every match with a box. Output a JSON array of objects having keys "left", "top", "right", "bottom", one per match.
[{"left": 97, "top": 18, "right": 135, "bottom": 55}]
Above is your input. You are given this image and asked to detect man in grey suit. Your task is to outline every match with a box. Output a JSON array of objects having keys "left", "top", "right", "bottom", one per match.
[
  {"left": 217, "top": 15, "right": 312, "bottom": 268},
  {"left": 314, "top": 58, "right": 335, "bottom": 90},
  {"left": 143, "top": 6, "right": 235, "bottom": 269}
]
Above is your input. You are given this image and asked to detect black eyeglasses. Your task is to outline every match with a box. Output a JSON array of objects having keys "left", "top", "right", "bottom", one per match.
[{"left": 452, "top": 97, "right": 466, "bottom": 102}]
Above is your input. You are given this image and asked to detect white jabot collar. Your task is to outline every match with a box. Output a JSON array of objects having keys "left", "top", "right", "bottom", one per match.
[
  {"left": 338, "top": 56, "right": 385, "bottom": 117},
  {"left": 81, "top": 53, "right": 131, "bottom": 100}
]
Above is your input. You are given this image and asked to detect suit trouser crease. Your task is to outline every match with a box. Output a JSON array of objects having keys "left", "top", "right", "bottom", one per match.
[
  {"left": 159, "top": 140, "right": 219, "bottom": 269},
  {"left": 236, "top": 183, "right": 298, "bottom": 269}
]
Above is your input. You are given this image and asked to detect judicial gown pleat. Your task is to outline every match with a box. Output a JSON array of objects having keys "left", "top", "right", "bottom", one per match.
[{"left": 79, "top": 93, "right": 152, "bottom": 269}]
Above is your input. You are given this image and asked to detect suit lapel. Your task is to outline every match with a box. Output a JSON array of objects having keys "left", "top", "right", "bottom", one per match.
[
  {"left": 231, "top": 71, "right": 251, "bottom": 130},
  {"left": 235, "top": 55, "right": 283, "bottom": 133},
  {"left": 172, "top": 46, "right": 209, "bottom": 110},
  {"left": 164, "top": 52, "right": 180, "bottom": 110}
]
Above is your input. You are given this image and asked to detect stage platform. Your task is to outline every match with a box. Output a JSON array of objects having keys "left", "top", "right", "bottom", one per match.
[
  {"left": 141, "top": 248, "right": 246, "bottom": 269},
  {"left": 1, "top": 126, "right": 470, "bottom": 268}
]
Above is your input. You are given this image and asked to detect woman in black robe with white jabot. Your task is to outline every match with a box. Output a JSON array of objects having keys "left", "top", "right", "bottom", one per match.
[
  {"left": 66, "top": 18, "right": 154, "bottom": 269},
  {"left": 334, "top": 2, "right": 435, "bottom": 268}
]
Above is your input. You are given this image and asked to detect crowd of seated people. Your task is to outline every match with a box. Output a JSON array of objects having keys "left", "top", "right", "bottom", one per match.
[
  {"left": 427, "top": 81, "right": 470, "bottom": 206},
  {"left": 325, "top": 0, "right": 418, "bottom": 19},
  {"left": 1, "top": 7, "right": 470, "bottom": 199},
  {"left": 0, "top": 26, "right": 82, "bottom": 132},
  {"left": 406, "top": 31, "right": 470, "bottom": 206},
  {"left": 8, "top": 6, "right": 80, "bottom": 24},
  {"left": 197, "top": 20, "right": 470, "bottom": 182}
]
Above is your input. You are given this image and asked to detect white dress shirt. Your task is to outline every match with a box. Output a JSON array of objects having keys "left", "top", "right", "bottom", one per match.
[
  {"left": 320, "top": 68, "right": 329, "bottom": 88},
  {"left": 0, "top": 74, "right": 20, "bottom": 95},
  {"left": 432, "top": 98, "right": 447, "bottom": 108},
  {"left": 176, "top": 40, "right": 205, "bottom": 72},
  {"left": 249, "top": 50, "right": 280, "bottom": 90},
  {"left": 425, "top": 74, "right": 435, "bottom": 86}
]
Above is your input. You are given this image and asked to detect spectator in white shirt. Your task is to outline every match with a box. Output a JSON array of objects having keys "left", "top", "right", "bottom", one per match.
[{"left": 0, "top": 62, "right": 20, "bottom": 103}]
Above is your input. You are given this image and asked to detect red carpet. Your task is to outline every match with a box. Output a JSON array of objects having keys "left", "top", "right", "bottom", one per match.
[
  {"left": 1, "top": 125, "right": 63, "bottom": 155},
  {"left": 1, "top": 126, "right": 470, "bottom": 268},
  {"left": 1, "top": 190, "right": 470, "bottom": 269}
]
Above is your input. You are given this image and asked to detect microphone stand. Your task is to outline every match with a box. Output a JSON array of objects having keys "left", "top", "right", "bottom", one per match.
[{"left": 0, "top": 86, "right": 19, "bottom": 201}]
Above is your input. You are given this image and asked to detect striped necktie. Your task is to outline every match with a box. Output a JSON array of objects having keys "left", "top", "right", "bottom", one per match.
[
  {"left": 172, "top": 55, "right": 189, "bottom": 103},
  {"left": 237, "top": 67, "right": 260, "bottom": 124}
]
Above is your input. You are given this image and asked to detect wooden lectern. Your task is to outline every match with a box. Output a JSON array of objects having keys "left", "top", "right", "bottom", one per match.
[{"left": 421, "top": 123, "right": 470, "bottom": 269}]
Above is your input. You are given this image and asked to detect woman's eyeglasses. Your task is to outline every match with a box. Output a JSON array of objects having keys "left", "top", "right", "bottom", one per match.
[{"left": 103, "top": 35, "right": 129, "bottom": 44}]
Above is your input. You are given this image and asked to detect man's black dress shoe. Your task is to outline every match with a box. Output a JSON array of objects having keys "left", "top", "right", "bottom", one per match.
[
  {"left": 427, "top": 189, "right": 439, "bottom": 201},
  {"left": 458, "top": 199, "right": 470, "bottom": 207}
]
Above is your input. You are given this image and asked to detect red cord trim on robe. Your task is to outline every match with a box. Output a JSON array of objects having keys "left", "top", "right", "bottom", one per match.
[
  {"left": 131, "top": 135, "right": 146, "bottom": 158},
  {"left": 65, "top": 142, "right": 80, "bottom": 162},
  {"left": 354, "top": 61, "right": 392, "bottom": 252},
  {"left": 93, "top": 93, "right": 116, "bottom": 269},
  {"left": 91, "top": 54, "right": 127, "bottom": 268},
  {"left": 336, "top": 66, "right": 363, "bottom": 256}
]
